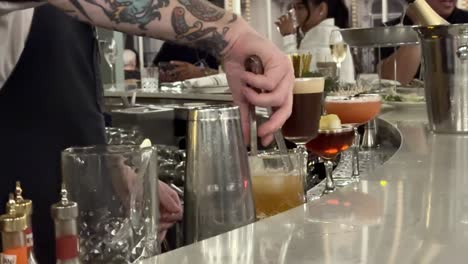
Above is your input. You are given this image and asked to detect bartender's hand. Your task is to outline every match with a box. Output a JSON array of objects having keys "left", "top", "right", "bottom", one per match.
[
  {"left": 224, "top": 20, "right": 294, "bottom": 146},
  {"left": 168, "top": 61, "right": 206, "bottom": 81},
  {"left": 158, "top": 180, "right": 183, "bottom": 241},
  {"left": 275, "top": 13, "right": 295, "bottom": 36}
]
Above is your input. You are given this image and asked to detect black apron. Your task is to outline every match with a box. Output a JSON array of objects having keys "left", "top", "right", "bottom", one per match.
[{"left": 0, "top": 5, "right": 106, "bottom": 263}]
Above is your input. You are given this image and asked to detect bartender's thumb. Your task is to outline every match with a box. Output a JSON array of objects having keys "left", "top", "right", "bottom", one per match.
[{"left": 158, "top": 181, "right": 182, "bottom": 213}]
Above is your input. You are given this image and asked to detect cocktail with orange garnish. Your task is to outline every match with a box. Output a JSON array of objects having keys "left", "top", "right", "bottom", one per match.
[
  {"left": 306, "top": 115, "right": 354, "bottom": 194},
  {"left": 324, "top": 94, "right": 382, "bottom": 183}
]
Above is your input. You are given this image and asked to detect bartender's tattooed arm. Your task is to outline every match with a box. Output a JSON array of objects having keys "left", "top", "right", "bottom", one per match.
[
  {"left": 49, "top": 0, "right": 239, "bottom": 57},
  {"left": 69, "top": 0, "right": 169, "bottom": 30}
]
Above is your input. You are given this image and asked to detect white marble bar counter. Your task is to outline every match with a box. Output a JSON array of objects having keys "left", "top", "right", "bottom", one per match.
[{"left": 143, "top": 105, "right": 468, "bottom": 263}]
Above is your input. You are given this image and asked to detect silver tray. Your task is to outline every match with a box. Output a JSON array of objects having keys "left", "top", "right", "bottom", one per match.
[{"left": 340, "top": 26, "right": 419, "bottom": 47}]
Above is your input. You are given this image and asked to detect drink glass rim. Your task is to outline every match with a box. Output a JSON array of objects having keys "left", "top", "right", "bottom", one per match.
[
  {"left": 249, "top": 149, "right": 301, "bottom": 158},
  {"left": 318, "top": 124, "right": 354, "bottom": 134},
  {"left": 62, "top": 144, "right": 156, "bottom": 157},
  {"left": 325, "top": 93, "right": 381, "bottom": 102}
]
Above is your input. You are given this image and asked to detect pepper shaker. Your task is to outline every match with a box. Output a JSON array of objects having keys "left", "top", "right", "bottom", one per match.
[{"left": 51, "top": 185, "right": 80, "bottom": 264}]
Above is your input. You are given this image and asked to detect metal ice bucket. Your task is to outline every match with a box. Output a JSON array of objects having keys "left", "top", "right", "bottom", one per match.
[
  {"left": 415, "top": 24, "right": 468, "bottom": 133},
  {"left": 184, "top": 105, "right": 256, "bottom": 244}
]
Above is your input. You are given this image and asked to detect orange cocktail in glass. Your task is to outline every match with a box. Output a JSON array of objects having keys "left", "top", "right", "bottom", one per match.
[{"left": 324, "top": 94, "right": 382, "bottom": 125}]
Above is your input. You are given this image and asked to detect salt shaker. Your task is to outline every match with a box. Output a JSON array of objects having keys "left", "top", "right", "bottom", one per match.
[
  {"left": 8, "top": 182, "right": 38, "bottom": 264},
  {"left": 51, "top": 185, "right": 80, "bottom": 264},
  {"left": 1, "top": 194, "right": 28, "bottom": 264}
]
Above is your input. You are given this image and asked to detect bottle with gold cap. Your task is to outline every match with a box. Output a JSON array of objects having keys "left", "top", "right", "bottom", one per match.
[
  {"left": 0, "top": 194, "right": 28, "bottom": 264},
  {"left": 406, "top": 0, "right": 450, "bottom": 26},
  {"left": 51, "top": 184, "right": 80, "bottom": 264},
  {"left": 8, "top": 182, "right": 38, "bottom": 264}
]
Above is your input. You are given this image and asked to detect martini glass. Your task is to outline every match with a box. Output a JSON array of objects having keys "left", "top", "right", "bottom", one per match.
[
  {"left": 324, "top": 94, "right": 382, "bottom": 184},
  {"left": 306, "top": 125, "right": 355, "bottom": 195},
  {"left": 282, "top": 77, "right": 325, "bottom": 193}
]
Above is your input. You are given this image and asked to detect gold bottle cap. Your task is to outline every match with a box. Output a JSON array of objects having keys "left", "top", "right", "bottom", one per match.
[
  {"left": 0, "top": 194, "right": 27, "bottom": 233},
  {"left": 7, "top": 181, "right": 33, "bottom": 216},
  {"left": 51, "top": 184, "right": 78, "bottom": 220}
]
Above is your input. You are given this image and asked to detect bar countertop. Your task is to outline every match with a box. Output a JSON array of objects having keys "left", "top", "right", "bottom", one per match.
[
  {"left": 104, "top": 90, "right": 233, "bottom": 101},
  {"left": 145, "top": 105, "right": 468, "bottom": 263}
]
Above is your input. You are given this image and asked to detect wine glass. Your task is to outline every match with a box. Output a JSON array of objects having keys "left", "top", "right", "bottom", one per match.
[
  {"left": 282, "top": 77, "right": 325, "bottom": 193},
  {"left": 324, "top": 94, "right": 382, "bottom": 185},
  {"left": 329, "top": 30, "right": 347, "bottom": 80},
  {"left": 100, "top": 39, "right": 117, "bottom": 90},
  {"left": 306, "top": 124, "right": 355, "bottom": 195}
]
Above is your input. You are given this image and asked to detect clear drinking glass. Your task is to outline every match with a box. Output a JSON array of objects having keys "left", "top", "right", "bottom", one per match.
[
  {"left": 100, "top": 39, "right": 118, "bottom": 90},
  {"left": 62, "top": 145, "right": 159, "bottom": 263},
  {"left": 329, "top": 30, "right": 347, "bottom": 79},
  {"left": 249, "top": 150, "right": 306, "bottom": 219},
  {"left": 141, "top": 67, "right": 159, "bottom": 92}
]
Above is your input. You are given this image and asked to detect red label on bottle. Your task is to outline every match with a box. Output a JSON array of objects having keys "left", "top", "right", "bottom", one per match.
[
  {"left": 56, "top": 235, "right": 79, "bottom": 260},
  {"left": 24, "top": 228, "right": 33, "bottom": 248}
]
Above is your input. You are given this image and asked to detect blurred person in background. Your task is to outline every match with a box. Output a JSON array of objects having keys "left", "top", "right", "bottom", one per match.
[
  {"left": 124, "top": 49, "right": 141, "bottom": 80},
  {"left": 154, "top": 42, "right": 219, "bottom": 82},
  {"left": 378, "top": 0, "right": 468, "bottom": 85},
  {"left": 276, "top": 0, "right": 355, "bottom": 82}
]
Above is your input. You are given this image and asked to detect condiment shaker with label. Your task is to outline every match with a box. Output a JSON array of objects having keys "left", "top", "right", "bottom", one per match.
[
  {"left": 51, "top": 185, "right": 80, "bottom": 264},
  {"left": 7, "top": 182, "right": 38, "bottom": 264},
  {"left": 0, "top": 194, "right": 28, "bottom": 264}
]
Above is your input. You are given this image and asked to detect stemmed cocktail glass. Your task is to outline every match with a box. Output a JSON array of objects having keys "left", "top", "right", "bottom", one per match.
[
  {"left": 282, "top": 77, "right": 325, "bottom": 192},
  {"left": 306, "top": 124, "right": 355, "bottom": 194},
  {"left": 324, "top": 94, "right": 382, "bottom": 184}
]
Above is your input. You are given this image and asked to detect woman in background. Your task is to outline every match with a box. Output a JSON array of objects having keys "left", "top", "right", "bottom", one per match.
[{"left": 276, "top": 0, "right": 355, "bottom": 82}]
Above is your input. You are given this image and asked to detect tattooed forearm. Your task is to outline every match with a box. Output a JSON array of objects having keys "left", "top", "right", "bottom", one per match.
[
  {"left": 70, "top": 0, "right": 170, "bottom": 30},
  {"left": 177, "top": 0, "right": 224, "bottom": 21},
  {"left": 54, "top": 0, "right": 238, "bottom": 57},
  {"left": 171, "top": 6, "right": 228, "bottom": 57},
  {"left": 228, "top": 13, "right": 237, "bottom": 24},
  {"left": 69, "top": 0, "right": 92, "bottom": 21}
]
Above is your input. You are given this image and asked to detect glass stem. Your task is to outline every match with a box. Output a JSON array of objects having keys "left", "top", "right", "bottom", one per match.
[
  {"left": 352, "top": 127, "right": 360, "bottom": 178},
  {"left": 336, "top": 63, "right": 341, "bottom": 82},
  {"left": 323, "top": 160, "right": 335, "bottom": 194},
  {"left": 110, "top": 64, "right": 116, "bottom": 89},
  {"left": 296, "top": 144, "right": 309, "bottom": 200}
]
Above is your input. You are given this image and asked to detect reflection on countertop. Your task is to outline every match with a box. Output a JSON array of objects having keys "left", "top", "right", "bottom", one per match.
[
  {"left": 104, "top": 89, "right": 233, "bottom": 102},
  {"left": 142, "top": 107, "right": 468, "bottom": 264}
]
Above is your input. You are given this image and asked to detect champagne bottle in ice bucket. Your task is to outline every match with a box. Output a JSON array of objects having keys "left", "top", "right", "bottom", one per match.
[
  {"left": 408, "top": 0, "right": 468, "bottom": 133},
  {"left": 405, "top": 0, "right": 449, "bottom": 25}
]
